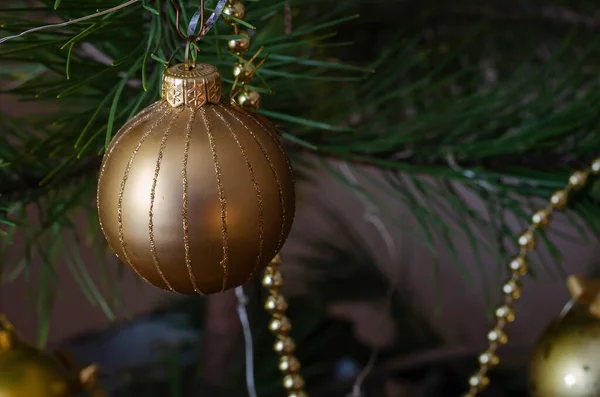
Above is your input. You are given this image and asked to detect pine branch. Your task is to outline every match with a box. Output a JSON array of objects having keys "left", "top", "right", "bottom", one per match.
[{"left": 2, "top": 0, "right": 600, "bottom": 329}]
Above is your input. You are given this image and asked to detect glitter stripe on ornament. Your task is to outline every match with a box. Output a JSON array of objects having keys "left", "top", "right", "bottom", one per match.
[{"left": 213, "top": 106, "right": 266, "bottom": 277}]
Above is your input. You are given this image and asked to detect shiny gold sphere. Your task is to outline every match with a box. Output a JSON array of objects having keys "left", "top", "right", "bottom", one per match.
[
  {"left": 265, "top": 294, "right": 288, "bottom": 313},
  {"left": 98, "top": 63, "right": 296, "bottom": 295},
  {"left": 0, "top": 346, "right": 72, "bottom": 397},
  {"left": 269, "top": 314, "right": 292, "bottom": 334},
  {"left": 502, "top": 279, "right": 521, "bottom": 300},
  {"left": 550, "top": 189, "right": 569, "bottom": 209},
  {"left": 273, "top": 336, "right": 296, "bottom": 355},
  {"left": 223, "top": 1, "right": 246, "bottom": 24},
  {"left": 569, "top": 171, "right": 589, "bottom": 190},
  {"left": 487, "top": 327, "right": 507, "bottom": 344},
  {"left": 518, "top": 230, "right": 536, "bottom": 250},
  {"left": 529, "top": 306, "right": 600, "bottom": 397},
  {"left": 262, "top": 269, "right": 284, "bottom": 290},
  {"left": 591, "top": 158, "right": 600, "bottom": 174},
  {"left": 228, "top": 32, "right": 251, "bottom": 55},
  {"left": 468, "top": 373, "right": 489, "bottom": 391},
  {"left": 283, "top": 374, "right": 305, "bottom": 390},
  {"left": 232, "top": 61, "right": 255, "bottom": 84},
  {"left": 509, "top": 256, "right": 528, "bottom": 276},
  {"left": 287, "top": 392, "right": 308, "bottom": 397},
  {"left": 279, "top": 355, "right": 301, "bottom": 373},
  {"left": 478, "top": 351, "right": 499, "bottom": 367},
  {"left": 233, "top": 88, "right": 261, "bottom": 112},
  {"left": 532, "top": 208, "right": 551, "bottom": 228},
  {"left": 495, "top": 305, "right": 515, "bottom": 322}
]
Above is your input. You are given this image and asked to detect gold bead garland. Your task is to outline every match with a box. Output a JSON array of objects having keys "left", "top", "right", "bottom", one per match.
[
  {"left": 224, "top": 0, "right": 263, "bottom": 112},
  {"left": 464, "top": 157, "right": 600, "bottom": 397},
  {"left": 262, "top": 254, "right": 308, "bottom": 397},
  {"left": 223, "top": 3, "right": 304, "bottom": 393}
]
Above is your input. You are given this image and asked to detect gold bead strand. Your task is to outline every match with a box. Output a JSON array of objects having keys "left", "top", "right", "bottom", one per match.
[
  {"left": 224, "top": 0, "right": 262, "bottom": 112},
  {"left": 262, "top": 254, "right": 308, "bottom": 397},
  {"left": 464, "top": 157, "right": 600, "bottom": 397}
]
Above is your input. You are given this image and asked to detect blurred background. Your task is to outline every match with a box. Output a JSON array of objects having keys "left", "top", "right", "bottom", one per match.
[{"left": 2, "top": 1, "right": 600, "bottom": 396}]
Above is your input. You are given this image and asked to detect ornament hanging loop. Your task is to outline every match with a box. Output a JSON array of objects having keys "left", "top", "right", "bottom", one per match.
[
  {"left": 170, "top": 0, "right": 228, "bottom": 43},
  {"left": 184, "top": 39, "right": 196, "bottom": 71}
]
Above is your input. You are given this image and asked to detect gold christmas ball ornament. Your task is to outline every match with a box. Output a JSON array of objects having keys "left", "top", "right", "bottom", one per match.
[
  {"left": 0, "top": 349, "right": 72, "bottom": 397},
  {"left": 0, "top": 318, "right": 103, "bottom": 397},
  {"left": 97, "top": 63, "right": 296, "bottom": 295},
  {"left": 529, "top": 305, "right": 600, "bottom": 397}
]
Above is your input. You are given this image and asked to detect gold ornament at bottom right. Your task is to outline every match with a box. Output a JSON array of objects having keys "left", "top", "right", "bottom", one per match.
[{"left": 529, "top": 275, "right": 600, "bottom": 397}]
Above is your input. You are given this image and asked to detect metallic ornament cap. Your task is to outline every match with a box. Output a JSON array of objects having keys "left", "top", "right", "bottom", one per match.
[{"left": 161, "top": 63, "right": 222, "bottom": 109}]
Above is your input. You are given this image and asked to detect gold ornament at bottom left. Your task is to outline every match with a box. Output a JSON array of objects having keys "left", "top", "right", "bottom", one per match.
[
  {"left": 529, "top": 275, "right": 600, "bottom": 397},
  {"left": 0, "top": 316, "right": 105, "bottom": 397}
]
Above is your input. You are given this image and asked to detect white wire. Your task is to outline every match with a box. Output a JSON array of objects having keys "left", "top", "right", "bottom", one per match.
[
  {"left": 339, "top": 162, "right": 397, "bottom": 397},
  {"left": 235, "top": 286, "right": 258, "bottom": 397},
  {"left": 0, "top": 0, "right": 141, "bottom": 45}
]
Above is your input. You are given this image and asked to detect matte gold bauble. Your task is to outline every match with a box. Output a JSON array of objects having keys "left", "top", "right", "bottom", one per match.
[
  {"left": 529, "top": 305, "right": 600, "bottom": 397},
  {"left": 0, "top": 318, "right": 104, "bottom": 397},
  {"left": 97, "top": 63, "right": 295, "bottom": 295},
  {"left": 0, "top": 325, "right": 72, "bottom": 397}
]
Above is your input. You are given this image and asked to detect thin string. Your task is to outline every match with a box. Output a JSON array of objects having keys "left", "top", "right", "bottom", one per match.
[
  {"left": 338, "top": 162, "right": 397, "bottom": 397},
  {"left": 235, "top": 286, "right": 258, "bottom": 397},
  {"left": 0, "top": 0, "right": 141, "bottom": 45},
  {"left": 559, "top": 297, "right": 577, "bottom": 319}
]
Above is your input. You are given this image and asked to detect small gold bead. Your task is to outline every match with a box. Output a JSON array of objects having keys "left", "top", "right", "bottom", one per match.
[
  {"left": 569, "top": 170, "right": 588, "bottom": 190},
  {"left": 233, "top": 88, "right": 261, "bottom": 112},
  {"left": 287, "top": 392, "right": 308, "bottom": 397},
  {"left": 495, "top": 305, "right": 515, "bottom": 322},
  {"left": 502, "top": 279, "right": 521, "bottom": 300},
  {"left": 274, "top": 335, "right": 296, "bottom": 354},
  {"left": 487, "top": 328, "right": 508, "bottom": 344},
  {"left": 279, "top": 355, "right": 301, "bottom": 373},
  {"left": 550, "top": 189, "right": 568, "bottom": 210},
  {"left": 265, "top": 264, "right": 278, "bottom": 273},
  {"left": 265, "top": 294, "right": 288, "bottom": 314},
  {"left": 518, "top": 230, "right": 535, "bottom": 250},
  {"left": 531, "top": 208, "right": 550, "bottom": 228},
  {"left": 227, "top": 32, "right": 251, "bottom": 55},
  {"left": 269, "top": 314, "right": 292, "bottom": 334},
  {"left": 232, "top": 61, "right": 255, "bottom": 84},
  {"left": 223, "top": 1, "right": 246, "bottom": 24},
  {"left": 478, "top": 351, "right": 499, "bottom": 367},
  {"left": 283, "top": 374, "right": 305, "bottom": 391},
  {"left": 271, "top": 254, "right": 283, "bottom": 266},
  {"left": 262, "top": 269, "right": 284, "bottom": 289},
  {"left": 591, "top": 158, "right": 600, "bottom": 174},
  {"left": 468, "top": 374, "right": 489, "bottom": 391},
  {"left": 508, "top": 256, "right": 528, "bottom": 276}
]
